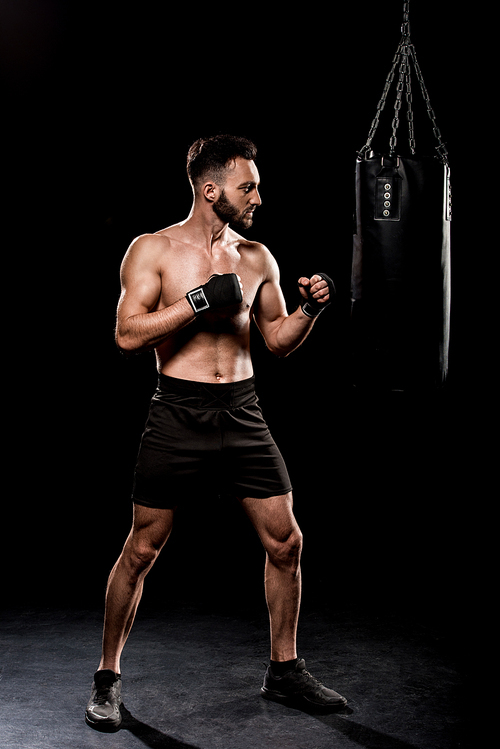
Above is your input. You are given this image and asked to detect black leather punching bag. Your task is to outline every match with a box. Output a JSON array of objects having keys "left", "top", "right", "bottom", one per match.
[
  {"left": 351, "top": 152, "right": 451, "bottom": 391},
  {"left": 351, "top": 3, "right": 451, "bottom": 392}
]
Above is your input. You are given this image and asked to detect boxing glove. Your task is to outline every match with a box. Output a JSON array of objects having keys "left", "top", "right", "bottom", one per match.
[
  {"left": 299, "top": 273, "right": 335, "bottom": 318},
  {"left": 186, "top": 273, "right": 243, "bottom": 314}
]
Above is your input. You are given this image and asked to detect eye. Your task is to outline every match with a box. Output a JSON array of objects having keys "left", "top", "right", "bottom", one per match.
[{"left": 240, "top": 183, "right": 258, "bottom": 194}]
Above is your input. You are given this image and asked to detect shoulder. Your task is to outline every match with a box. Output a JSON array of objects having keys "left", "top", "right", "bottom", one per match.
[
  {"left": 127, "top": 231, "right": 171, "bottom": 257},
  {"left": 232, "top": 232, "right": 279, "bottom": 280},
  {"left": 120, "top": 232, "right": 171, "bottom": 276}
]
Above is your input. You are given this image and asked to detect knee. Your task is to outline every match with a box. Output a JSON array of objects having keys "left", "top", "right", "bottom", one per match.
[
  {"left": 125, "top": 539, "right": 159, "bottom": 579},
  {"left": 267, "top": 527, "right": 303, "bottom": 572}
]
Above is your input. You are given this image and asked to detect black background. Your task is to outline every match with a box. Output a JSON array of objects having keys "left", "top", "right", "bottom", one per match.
[{"left": 3, "top": 1, "right": 482, "bottom": 639}]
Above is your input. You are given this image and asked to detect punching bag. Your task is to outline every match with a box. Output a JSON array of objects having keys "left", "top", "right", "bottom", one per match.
[{"left": 351, "top": 2, "right": 451, "bottom": 392}]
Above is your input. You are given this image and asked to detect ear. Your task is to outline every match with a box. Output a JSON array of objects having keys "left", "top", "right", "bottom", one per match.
[{"left": 202, "top": 181, "right": 220, "bottom": 203}]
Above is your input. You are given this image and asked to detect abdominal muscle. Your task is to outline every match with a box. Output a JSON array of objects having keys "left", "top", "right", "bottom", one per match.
[{"left": 155, "top": 314, "right": 254, "bottom": 384}]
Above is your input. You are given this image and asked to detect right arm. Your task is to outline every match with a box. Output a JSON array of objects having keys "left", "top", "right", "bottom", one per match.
[{"left": 115, "top": 235, "right": 195, "bottom": 354}]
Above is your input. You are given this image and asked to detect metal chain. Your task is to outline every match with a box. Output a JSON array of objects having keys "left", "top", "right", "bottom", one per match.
[
  {"left": 401, "top": 0, "right": 411, "bottom": 38},
  {"left": 405, "top": 58, "right": 416, "bottom": 154},
  {"left": 358, "top": 0, "right": 448, "bottom": 164},
  {"left": 409, "top": 43, "right": 449, "bottom": 164},
  {"left": 389, "top": 41, "right": 411, "bottom": 155},
  {"left": 358, "top": 42, "right": 403, "bottom": 158}
]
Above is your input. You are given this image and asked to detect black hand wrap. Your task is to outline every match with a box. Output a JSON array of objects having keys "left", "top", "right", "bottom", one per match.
[
  {"left": 300, "top": 272, "right": 335, "bottom": 318},
  {"left": 186, "top": 273, "right": 243, "bottom": 314}
]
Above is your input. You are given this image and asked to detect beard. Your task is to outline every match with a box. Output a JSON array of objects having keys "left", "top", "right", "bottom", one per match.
[{"left": 213, "top": 189, "right": 254, "bottom": 231}]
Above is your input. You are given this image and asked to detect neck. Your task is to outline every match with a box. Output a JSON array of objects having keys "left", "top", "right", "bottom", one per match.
[{"left": 180, "top": 203, "right": 230, "bottom": 253}]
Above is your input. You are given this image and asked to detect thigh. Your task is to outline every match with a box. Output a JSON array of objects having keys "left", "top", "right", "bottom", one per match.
[
  {"left": 238, "top": 492, "right": 301, "bottom": 548},
  {"left": 222, "top": 405, "right": 292, "bottom": 500},
  {"left": 133, "top": 399, "right": 220, "bottom": 508},
  {"left": 129, "top": 503, "right": 176, "bottom": 552}
]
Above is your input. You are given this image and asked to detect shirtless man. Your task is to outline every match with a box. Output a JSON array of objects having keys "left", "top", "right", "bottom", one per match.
[{"left": 85, "top": 135, "right": 346, "bottom": 732}]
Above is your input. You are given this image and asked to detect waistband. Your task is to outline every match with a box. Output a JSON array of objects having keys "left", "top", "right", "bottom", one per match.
[{"left": 155, "top": 373, "right": 257, "bottom": 410}]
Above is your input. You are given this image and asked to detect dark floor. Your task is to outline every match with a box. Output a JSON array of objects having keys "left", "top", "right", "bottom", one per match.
[{"left": 0, "top": 601, "right": 465, "bottom": 749}]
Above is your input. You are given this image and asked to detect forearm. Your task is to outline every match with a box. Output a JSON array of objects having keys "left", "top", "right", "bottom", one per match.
[
  {"left": 116, "top": 297, "right": 195, "bottom": 353},
  {"left": 267, "top": 306, "right": 316, "bottom": 357}
]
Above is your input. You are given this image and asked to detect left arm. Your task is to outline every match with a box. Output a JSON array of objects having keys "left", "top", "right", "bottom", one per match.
[{"left": 253, "top": 251, "right": 331, "bottom": 357}]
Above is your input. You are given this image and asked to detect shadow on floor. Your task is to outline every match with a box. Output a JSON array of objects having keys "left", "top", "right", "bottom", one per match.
[
  {"left": 318, "top": 712, "right": 420, "bottom": 749},
  {"left": 121, "top": 701, "right": 420, "bottom": 749},
  {"left": 121, "top": 705, "right": 202, "bottom": 749}
]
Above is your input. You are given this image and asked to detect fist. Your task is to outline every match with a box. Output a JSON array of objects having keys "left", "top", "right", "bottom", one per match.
[
  {"left": 186, "top": 273, "right": 243, "bottom": 314},
  {"left": 298, "top": 273, "right": 335, "bottom": 318},
  {"left": 298, "top": 274, "right": 331, "bottom": 304}
]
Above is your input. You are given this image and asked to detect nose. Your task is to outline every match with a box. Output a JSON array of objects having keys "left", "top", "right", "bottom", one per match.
[{"left": 251, "top": 187, "right": 262, "bottom": 206}]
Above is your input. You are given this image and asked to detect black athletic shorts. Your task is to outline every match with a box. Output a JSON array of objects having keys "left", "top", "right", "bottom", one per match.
[{"left": 132, "top": 374, "right": 292, "bottom": 509}]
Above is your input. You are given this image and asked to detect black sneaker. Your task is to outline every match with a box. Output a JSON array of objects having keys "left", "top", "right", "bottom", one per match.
[
  {"left": 261, "top": 659, "right": 347, "bottom": 712},
  {"left": 85, "top": 669, "right": 123, "bottom": 732}
]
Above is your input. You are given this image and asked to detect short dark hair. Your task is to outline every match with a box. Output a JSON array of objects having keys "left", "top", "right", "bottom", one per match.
[{"left": 186, "top": 134, "right": 257, "bottom": 190}]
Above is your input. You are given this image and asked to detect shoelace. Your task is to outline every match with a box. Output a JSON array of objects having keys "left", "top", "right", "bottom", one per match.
[
  {"left": 298, "top": 669, "right": 321, "bottom": 684},
  {"left": 94, "top": 684, "right": 115, "bottom": 705},
  {"left": 292, "top": 668, "right": 326, "bottom": 695}
]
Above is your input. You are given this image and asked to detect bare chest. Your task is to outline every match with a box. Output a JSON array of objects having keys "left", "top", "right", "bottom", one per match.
[{"left": 157, "top": 243, "right": 263, "bottom": 315}]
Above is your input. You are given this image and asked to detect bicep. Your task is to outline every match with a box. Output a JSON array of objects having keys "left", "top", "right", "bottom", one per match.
[
  {"left": 117, "top": 238, "right": 162, "bottom": 322},
  {"left": 253, "top": 255, "right": 288, "bottom": 340}
]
